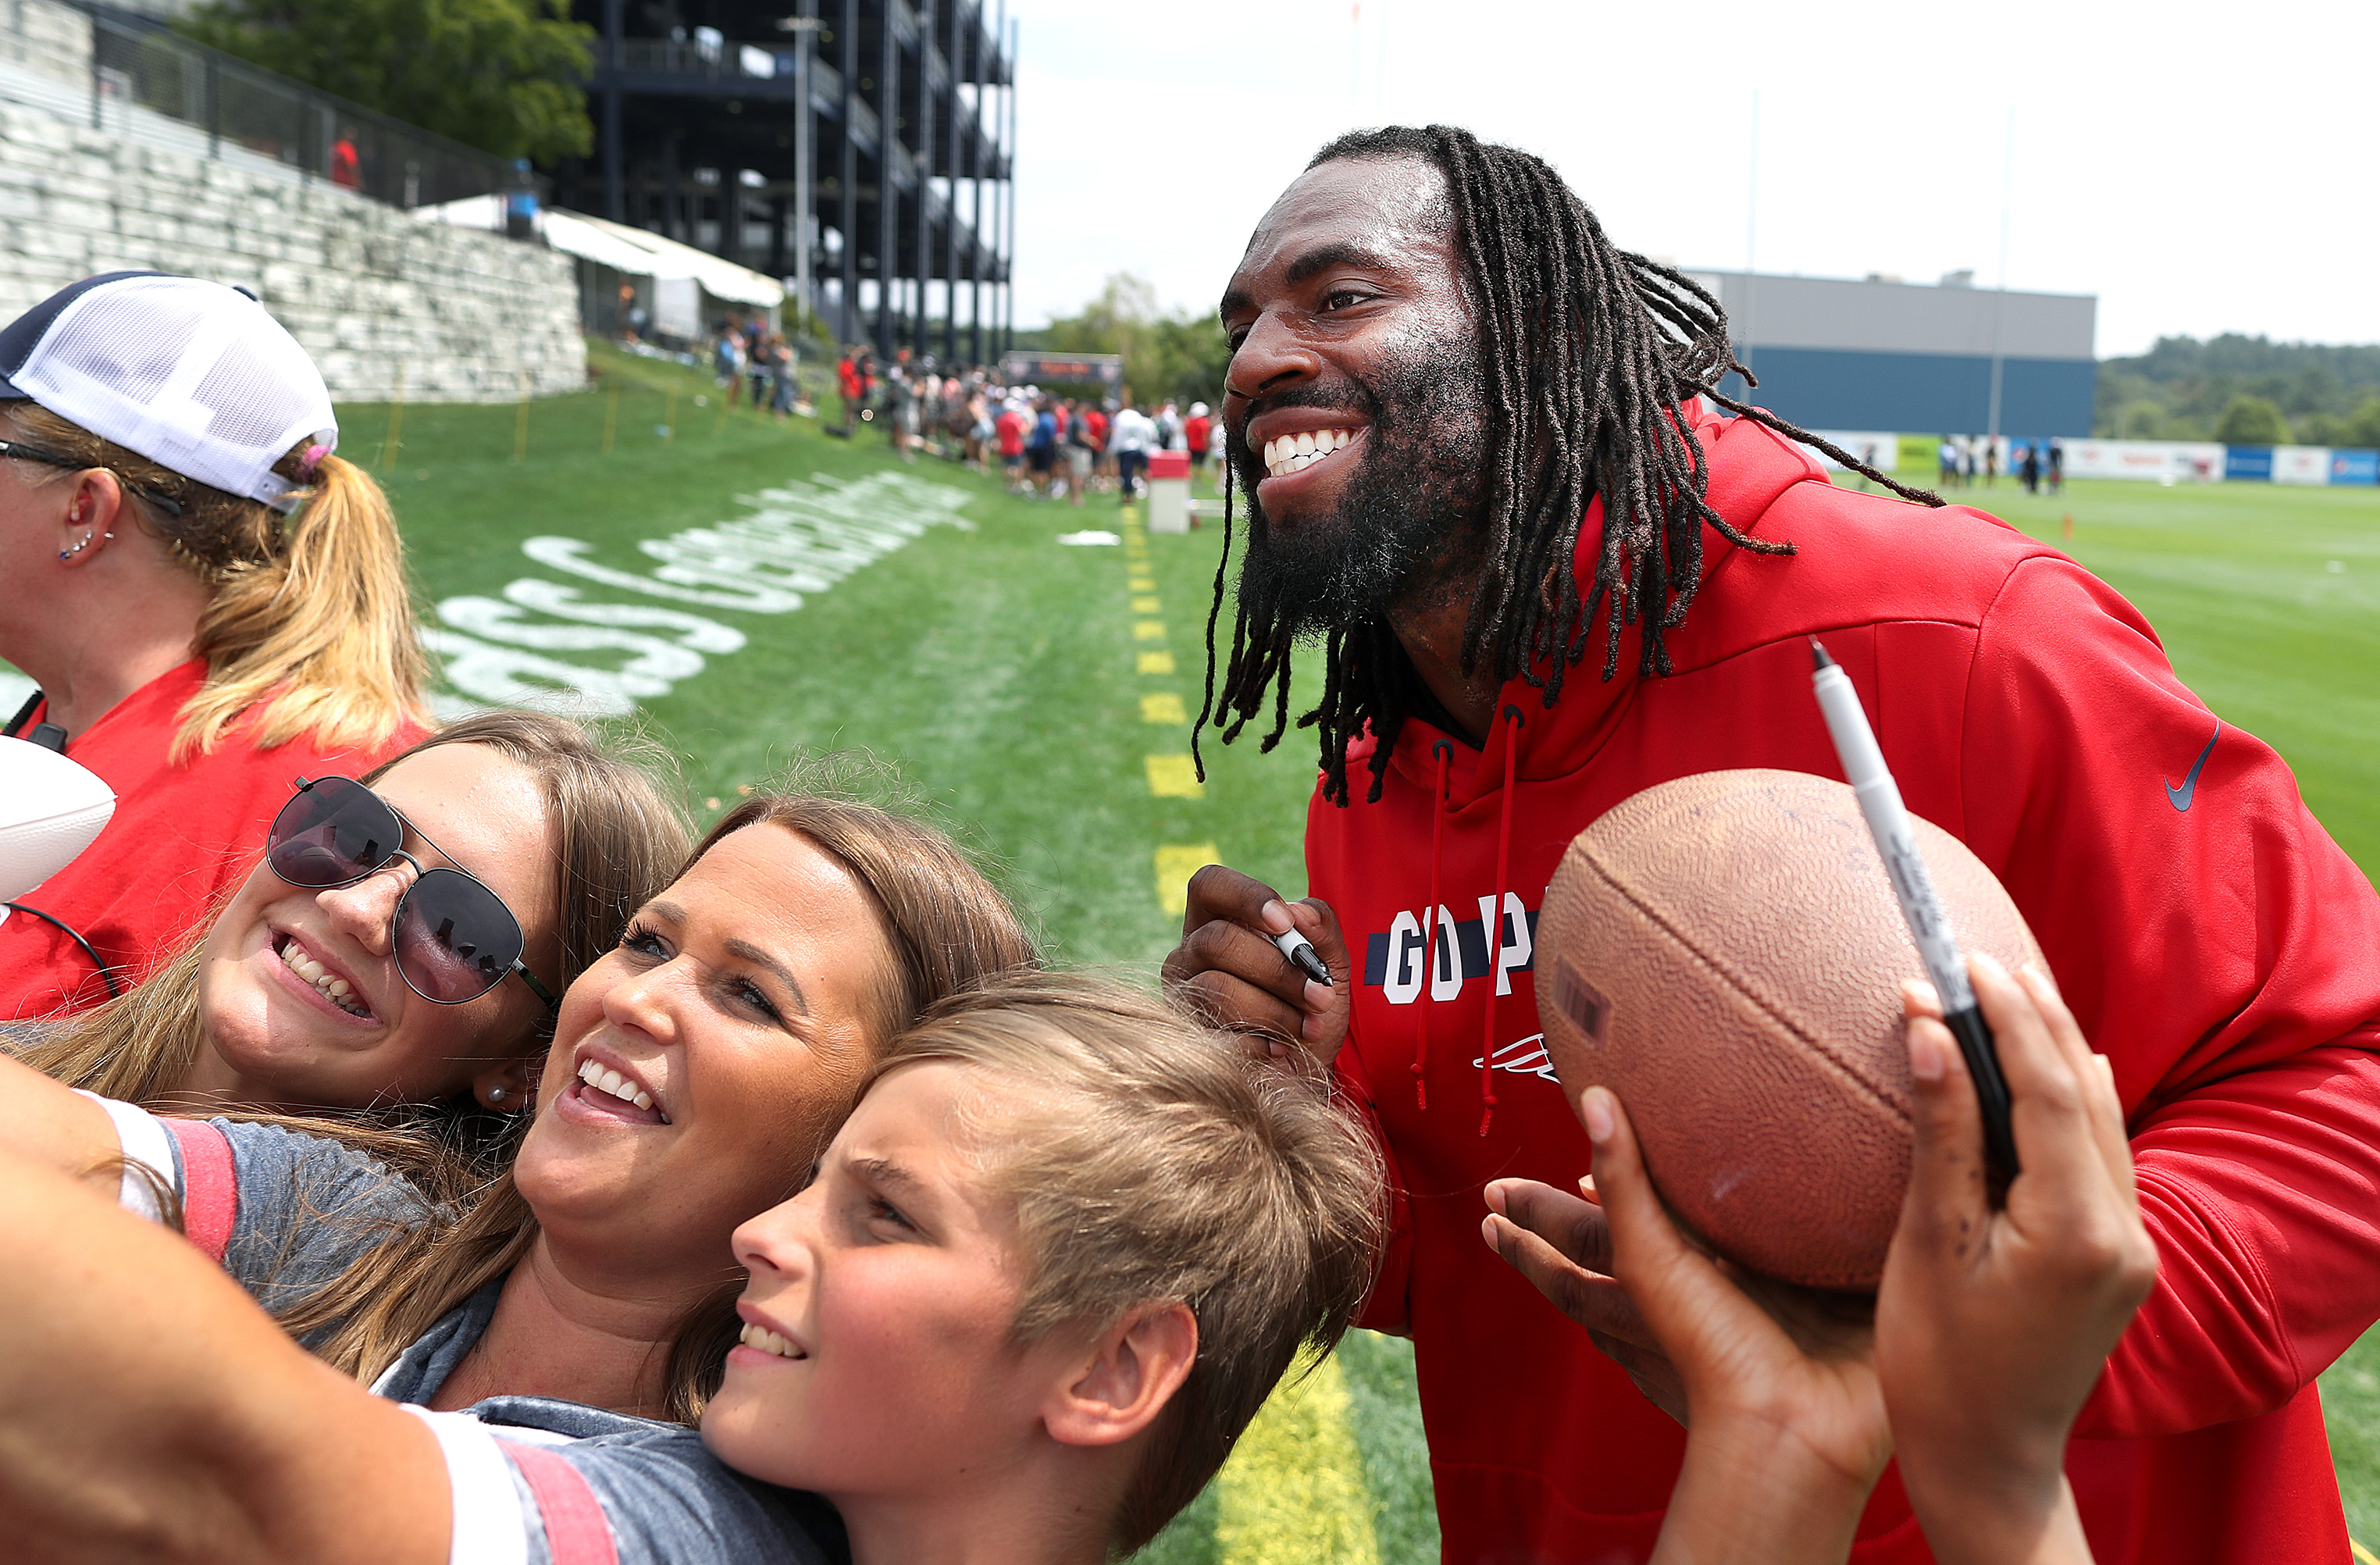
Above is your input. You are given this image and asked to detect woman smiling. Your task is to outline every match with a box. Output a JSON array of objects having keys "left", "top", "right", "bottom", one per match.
[
  {"left": 12, "top": 711, "right": 688, "bottom": 1125},
  {"left": 2, "top": 786, "right": 1037, "bottom": 1424}
]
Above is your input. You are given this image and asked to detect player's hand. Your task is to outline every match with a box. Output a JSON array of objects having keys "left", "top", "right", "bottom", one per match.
[
  {"left": 1161, "top": 864, "right": 1352, "bottom": 1065},
  {"left": 1479, "top": 1177, "right": 1690, "bottom": 1423},
  {"left": 1879, "top": 956, "right": 2154, "bottom": 1565},
  {"left": 1491, "top": 1094, "right": 1889, "bottom": 1562}
]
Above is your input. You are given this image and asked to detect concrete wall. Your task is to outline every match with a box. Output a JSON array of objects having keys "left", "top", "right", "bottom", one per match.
[{"left": 0, "top": 2, "right": 583, "bottom": 402}]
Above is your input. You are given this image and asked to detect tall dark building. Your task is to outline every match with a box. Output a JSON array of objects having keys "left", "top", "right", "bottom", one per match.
[{"left": 563, "top": 0, "right": 1016, "bottom": 363}]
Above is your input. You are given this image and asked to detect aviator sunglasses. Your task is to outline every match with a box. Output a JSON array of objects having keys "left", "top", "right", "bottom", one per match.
[{"left": 265, "top": 775, "right": 559, "bottom": 1009}]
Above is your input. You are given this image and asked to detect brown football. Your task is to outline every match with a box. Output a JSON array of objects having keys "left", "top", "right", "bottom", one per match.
[{"left": 1534, "top": 768, "right": 2042, "bottom": 1289}]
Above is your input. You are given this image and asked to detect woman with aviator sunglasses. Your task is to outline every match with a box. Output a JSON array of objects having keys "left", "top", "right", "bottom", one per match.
[
  {"left": 2, "top": 777, "right": 1036, "bottom": 1427},
  {"left": 11, "top": 711, "right": 688, "bottom": 1124}
]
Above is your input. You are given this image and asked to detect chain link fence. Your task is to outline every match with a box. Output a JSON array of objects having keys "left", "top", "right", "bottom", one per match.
[{"left": 84, "top": 5, "right": 517, "bottom": 209}]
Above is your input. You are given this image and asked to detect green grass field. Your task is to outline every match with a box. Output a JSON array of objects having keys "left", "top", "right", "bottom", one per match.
[{"left": 34, "top": 344, "right": 2380, "bottom": 1556}]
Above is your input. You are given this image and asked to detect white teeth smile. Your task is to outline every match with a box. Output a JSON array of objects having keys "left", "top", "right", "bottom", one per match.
[
  {"left": 739, "top": 1322, "right": 803, "bottom": 1360},
  {"left": 577, "top": 1057, "right": 656, "bottom": 1113},
  {"left": 280, "top": 937, "right": 368, "bottom": 1017},
  {"left": 1261, "top": 427, "right": 1356, "bottom": 479}
]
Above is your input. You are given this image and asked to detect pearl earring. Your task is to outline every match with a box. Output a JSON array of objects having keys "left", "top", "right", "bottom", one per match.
[{"left": 486, "top": 1086, "right": 508, "bottom": 1105}]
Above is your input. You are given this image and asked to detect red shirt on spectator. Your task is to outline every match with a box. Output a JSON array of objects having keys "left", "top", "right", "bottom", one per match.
[{"left": 0, "top": 659, "right": 425, "bottom": 1019}]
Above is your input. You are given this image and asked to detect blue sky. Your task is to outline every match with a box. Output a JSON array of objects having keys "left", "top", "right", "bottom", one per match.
[{"left": 1003, "top": 0, "right": 2379, "bottom": 358}]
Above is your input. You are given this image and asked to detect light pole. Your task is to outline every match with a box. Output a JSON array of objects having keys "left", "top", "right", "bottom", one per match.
[{"left": 778, "top": 7, "right": 825, "bottom": 335}]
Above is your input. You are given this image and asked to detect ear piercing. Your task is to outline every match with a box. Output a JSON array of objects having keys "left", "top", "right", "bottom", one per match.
[
  {"left": 58, "top": 531, "right": 111, "bottom": 559},
  {"left": 486, "top": 1086, "right": 509, "bottom": 1105}
]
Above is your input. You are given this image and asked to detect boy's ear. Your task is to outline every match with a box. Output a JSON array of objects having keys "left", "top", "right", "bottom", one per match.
[{"left": 1043, "top": 1302, "right": 1199, "bottom": 1449}]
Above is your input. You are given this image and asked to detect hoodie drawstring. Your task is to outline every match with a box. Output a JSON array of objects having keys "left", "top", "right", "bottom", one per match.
[
  {"left": 1412, "top": 740, "right": 1453, "bottom": 1112},
  {"left": 1480, "top": 705, "right": 1523, "bottom": 1138}
]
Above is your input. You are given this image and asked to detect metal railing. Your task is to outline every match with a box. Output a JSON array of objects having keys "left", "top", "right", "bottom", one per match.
[{"left": 80, "top": 4, "right": 515, "bottom": 209}]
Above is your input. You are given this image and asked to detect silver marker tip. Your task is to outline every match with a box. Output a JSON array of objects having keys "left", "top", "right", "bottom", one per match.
[{"left": 1810, "top": 637, "right": 1837, "bottom": 671}]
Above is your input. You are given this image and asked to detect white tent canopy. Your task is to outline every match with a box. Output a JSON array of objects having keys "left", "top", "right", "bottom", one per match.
[{"left": 412, "top": 197, "right": 784, "bottom": 309}]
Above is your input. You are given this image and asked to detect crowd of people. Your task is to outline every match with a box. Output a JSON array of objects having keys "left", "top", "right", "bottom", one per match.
[
  {"left": 0, "top": 114, "right": 2375, "bottom": 1565},
  {"left": 827, "top": 344, "right": 1215, "bottom": 506},
  {"left": 711, "top": 315, "right": 809, "bottom": 420},
  {"left": 1935, "top": 432, "right": 2065, "bottom": 493}
]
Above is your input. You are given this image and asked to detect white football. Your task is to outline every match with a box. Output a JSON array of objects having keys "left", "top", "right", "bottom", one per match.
[{"left": 0, "top": 736, "right": 116, "bottom": 903}]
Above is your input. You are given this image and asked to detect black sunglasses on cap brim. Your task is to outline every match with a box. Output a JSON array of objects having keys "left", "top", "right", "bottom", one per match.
[{"left": 266, "top": 775, "right": 559, "bottom": 1010}]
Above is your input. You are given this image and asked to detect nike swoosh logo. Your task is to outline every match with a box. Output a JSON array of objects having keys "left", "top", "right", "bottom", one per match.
[{"left": 2165, "top": 719, "right": 2224, "bottom": 811}]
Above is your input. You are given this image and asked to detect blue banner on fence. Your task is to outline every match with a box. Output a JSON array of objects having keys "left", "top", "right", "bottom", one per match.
[
  {"left": 2225, "top": 446, "right": 2275, "bottom": 481},
  {"left": 2329, "top": 449, "right": 2379, "bottom": 486}
]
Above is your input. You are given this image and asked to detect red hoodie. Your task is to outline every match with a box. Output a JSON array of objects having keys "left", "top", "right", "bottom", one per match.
[{"left": 1309, "top": 406, "right": 2380, "bottom": 1564}]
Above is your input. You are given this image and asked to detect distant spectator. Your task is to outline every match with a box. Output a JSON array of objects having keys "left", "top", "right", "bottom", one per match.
[
  {"left": 1984, "top": 436, "right": 2000, "bottom": 487},
  {"left": 1028, "top": 398, "right": 1059, "bottom": 497},
  {"left": 837, "top": 348, "right": 867, "bottom": 431},
  {"left": 996, "top": 398, "right": 1028, "bottom": 490},
  {"left": 330, "top": 129, "right": 361, "bottom": 191},
  {"left": 1936, "top": 437, "right": 1958, "bottom": 488},
  {"left": 1084, "top": 403, "right": 1111, "bottom": 492},
  {"left": 2048, "top": 436, "right": 2065, "bottom": 493},
  {"left": 1064, "top": 398, "right": 1099, "bottom": 508},
  {"left": 1156, "top": 400, "right": 1185, "bottom": 452},
  {"left": 967, "top": 388, "right": 994, "bottom": 471},
  {"left": 1109, "top": 403, "right": 1156, "bottom": 501},
  {"left": 2018, "top": 439, "right": 2040, "bottom": 494},
  {"left": 714, "top": 322, "right": 746, "bottom": 407},
  {"left": 1185, "top": 401, "right": 1213, "bottom": 486}
]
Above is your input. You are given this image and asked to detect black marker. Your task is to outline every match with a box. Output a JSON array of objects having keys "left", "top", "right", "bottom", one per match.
[
  {"left": 1811, "top": 639, "right": 2019, "bottom": 1183},
  {"left": 1274, "top": 927, "right": 1331, "bottom": 986}
]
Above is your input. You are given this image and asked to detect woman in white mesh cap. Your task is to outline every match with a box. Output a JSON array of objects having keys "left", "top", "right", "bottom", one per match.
[{"left": 0, "top": 272, "right": 431, "bottom": 1018}]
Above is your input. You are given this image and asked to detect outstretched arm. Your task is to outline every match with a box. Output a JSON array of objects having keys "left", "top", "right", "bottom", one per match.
[
  {"left": 0, "top": 1049, "right": 134, "bottom": 1190},
  {"left": 0, "top": 1144, "right": 447, "bottom": 1565}
]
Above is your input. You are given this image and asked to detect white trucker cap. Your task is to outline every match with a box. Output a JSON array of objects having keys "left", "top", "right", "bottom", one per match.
[{"left": 0, "top": 272, "right": 337, "bottom": 513}]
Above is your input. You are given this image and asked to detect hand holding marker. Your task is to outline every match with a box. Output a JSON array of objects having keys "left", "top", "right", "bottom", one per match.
[
  {"left": 1276, "top": 927, "right": 1331, "bottom": 986},
  {"left": 1810, "top": 640, "right": 2021, "bottom": 1183}
]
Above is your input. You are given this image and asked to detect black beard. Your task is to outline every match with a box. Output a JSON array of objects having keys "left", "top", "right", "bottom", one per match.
[{"left": 1227, "top": 333, "right": 1489, "bottom": 638}]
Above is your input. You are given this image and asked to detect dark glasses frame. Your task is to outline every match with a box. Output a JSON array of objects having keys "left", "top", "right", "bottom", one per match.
[
  {"left": 269, "top": 775, "right": 559, "bottom": 1010},
  {"left": 0, "top": 437, "right": 187, "bottom": 517}
]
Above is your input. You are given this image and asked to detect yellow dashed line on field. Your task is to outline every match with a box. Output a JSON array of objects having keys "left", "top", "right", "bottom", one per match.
[
  {"left": 1142, "top": 692, "right": 1188, "bottom": 724},
  {"left": 2350, "top": 1537, "right": 2378, "bottom": 1565},
  {"left": 1134, "top": 619, "right": 1168, "bottom": 640},
  {"left": 1154, "top": 843, "right": 1216, "bottom": 916},
  {"left": 1138, "top": 651, "right": 1175, "bottom": 675},
  {"left": 1145, "top": 754, "right": 1203, "bottom": 797},
  {"left": 1217, "top": 1352, "right": 1382, "bottom": 1565}
]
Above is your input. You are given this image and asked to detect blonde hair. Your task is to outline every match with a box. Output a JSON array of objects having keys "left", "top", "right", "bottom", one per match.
[
  {"left": 20, "top": 711, "right": 692, "bottom": 1107},
  {"left": 876, "top": 978, "right": 1388, "bottom": 1555},
  {"left": 8, "top": 403, "right": 429, "bottom": 761},
  {"left": 277, "top": 783, "right": 1039, "bottom": 1420}
]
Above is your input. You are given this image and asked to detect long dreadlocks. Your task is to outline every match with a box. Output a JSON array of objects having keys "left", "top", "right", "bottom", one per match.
[{"left": 1193, "top": 124, "right": 1943, "bottom": 807}]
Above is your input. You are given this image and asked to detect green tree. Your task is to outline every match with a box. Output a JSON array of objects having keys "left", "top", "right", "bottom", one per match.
[
  {"left": 180, "top": 0, "right": 593, "bottom": 164},
  {"left": 2343, "top": 396, "right": 2380, "bottom": 451},
  {"left": 1040, "top": 273, "right": 1231, "bottom": 411},
  {"left": 2214, "top": 394, "right": 2289, "bottom": 446}
]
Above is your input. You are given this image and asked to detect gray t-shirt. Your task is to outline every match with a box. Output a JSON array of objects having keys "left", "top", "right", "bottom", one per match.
[
  {"left": 92, "top": 1096, "right": 434, "bottom": 1340},
  {"left": 88, "top": 1103, "right": 847, "bottom": 1563},
  {"left": 414, "top": 1397, "right": 849, "bottom": 1565}
]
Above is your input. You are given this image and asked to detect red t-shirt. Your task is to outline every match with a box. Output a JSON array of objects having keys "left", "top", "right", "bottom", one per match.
[
  {"left": 0, "top": 659, "right": 426, "bottom": 1019},
  {"left": 1310, "top": 407, "right": 2380, "bottom": 1563},
  {"left": 1185, "top": 413, "right": 1211, "bottom": 454},
  {"left": 1086, "top": 409, "right": 1110, "bottom": 447},
  {"left": 996, "top": 408, "right": 1028, "bottom": 458}
]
